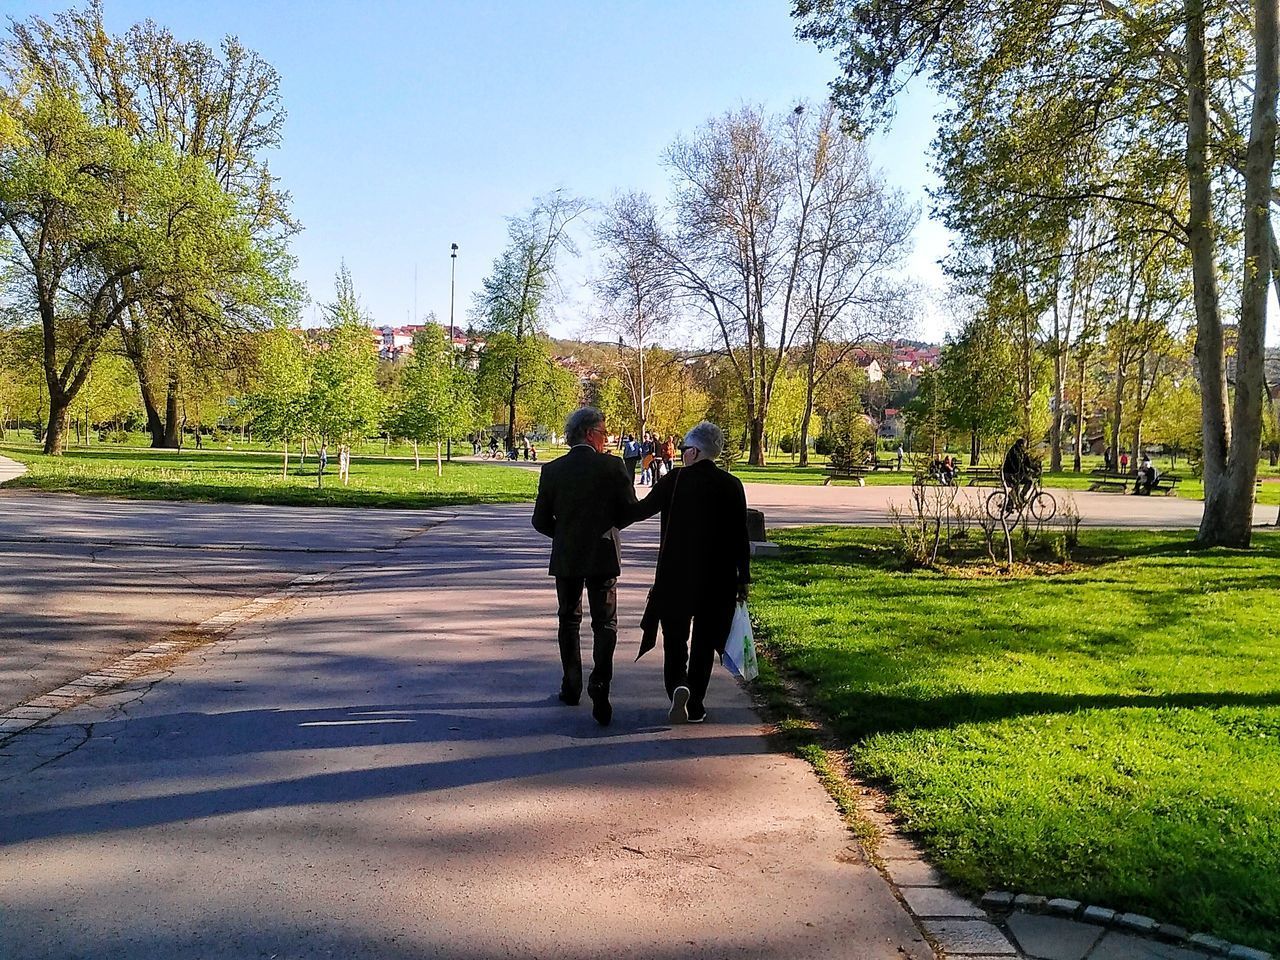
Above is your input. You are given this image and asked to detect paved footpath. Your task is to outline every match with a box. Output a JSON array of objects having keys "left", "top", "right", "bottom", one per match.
[{"left": 0, "top": 500, "right": 932, "bottom": 959}]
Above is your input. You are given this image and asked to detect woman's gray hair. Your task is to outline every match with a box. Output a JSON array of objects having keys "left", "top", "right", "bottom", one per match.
[
  {"left": 684, "top": 421, "right": 724, "bottom": 459},
  {"left": 564, "top": 406, "right": 604, "bottom": 446}
]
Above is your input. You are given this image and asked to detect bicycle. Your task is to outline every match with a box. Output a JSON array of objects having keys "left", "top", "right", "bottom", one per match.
[{"left": 985, "top": 473, "right": 1057, "bottom": 522}]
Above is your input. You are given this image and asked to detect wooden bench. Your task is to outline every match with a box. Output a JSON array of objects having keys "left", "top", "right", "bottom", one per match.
[
  {"left": 914, "top": 472, "right": 950, "bottom": 486},
  {"left": 1149, "top": 474, "right": 1180, "bottom": 495},
  {"left": 1088, "top": 470, "right": 1132, "bottom": 493},
  {"left": 965, "top": 466, "right": 1003, "bottom": 487},
  {"left": 822, "top": 465, "right": 871, "bottom": 486},
  {"left": 872, "top": 456, "right": 897, "bottom": 471}
]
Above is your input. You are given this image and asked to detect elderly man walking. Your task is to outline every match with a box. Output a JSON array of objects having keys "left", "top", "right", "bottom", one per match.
[{"left": 532, "top": 407, "right": 636, "bottom": 726}]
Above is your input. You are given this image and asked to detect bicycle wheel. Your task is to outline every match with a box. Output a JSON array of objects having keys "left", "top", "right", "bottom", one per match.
[
  {"left": 985, "top": 490, "right": 1008, "bottom": 520},
  {"left": 1030, "top": 490, "right": 1057, "bottom": 522}
]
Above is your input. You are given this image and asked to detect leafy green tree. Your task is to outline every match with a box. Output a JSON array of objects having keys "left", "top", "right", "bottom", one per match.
[
  {"left": 1145, "top": 377, "right": 1203, "bottom": 469},
  {"left": 474, "top": 191, "right": 586, "bottom": 444},
  {"left": 765, "top": 367, "right": 809, "bottom": 461},
  {"left": 589, "top": 375, "right": 634, "bottom": 439},
  {"left": 903, "top": 367, "right": 951, "bottom": 459},
  {"left": 391, "top": 325, "right": 476, "bottom": 475},
  {"left": 7, "top": 4, "right": 298, "bottom": 448},
  {"left": 0, "top": 82, "right": 257, "bottom": 454},
  {"left": 302, "top": 266, "right": 382, "bottom": 486},
  {"left": 245, "top": 324, "right": 310, "bottom": 476},
  {"left": 939, "top": 311, "right": 1018, "bottom": 465},
  {"left": 794, "top": 0, "right": 1278, "bottom": 546}
]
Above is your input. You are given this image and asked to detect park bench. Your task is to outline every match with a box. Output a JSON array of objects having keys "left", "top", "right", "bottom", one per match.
[
  {"left": 872, "top": 456, "right": 897, "bottom": 471},
  {"left": 1088, "top": 469, "right": 1131, "bottom": 493},
  {"left": 965, "top": 466, "right": 1003, "bottom": 487},
  {"left": 822, "top": 464, "right": 871, "bottom": 486},
  {"left": 1150, "top": 474, "right": 1180, "bottom": 495}
]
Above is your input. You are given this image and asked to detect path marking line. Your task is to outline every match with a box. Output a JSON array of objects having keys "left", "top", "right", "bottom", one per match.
[{"left": 0, "top": 569, "right": 334, "bottom": 746}]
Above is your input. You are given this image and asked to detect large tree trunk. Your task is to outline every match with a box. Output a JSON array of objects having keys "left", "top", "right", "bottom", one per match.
[
  {"left": 748, "top": 416, "right": 766, "bottom": 467},
  {"left": 1110, "top": 362, "right": 1125, "bottom": 472},
  {"left": 163, "top": 373, "right": 182, "bottom": 448},
  {"left": 119, "top": 319, "right": 168, "bottom": 447},
  {"left": 1050, "top": 302, "right": 1064, "bottom": 472},
  {"left": 798, "top": 346, "right": 819, "bottom": 467},
  {"left": 1202, "top": 0, "right": 1279, "bottom": 546},
  {"left": 798, "top": 396, "right": 815, "bottom": 467},
  {"left": 43, "top": 393, "right": 72, "bottom": 456},
  {"left": 506, "top": 356, "right": 520, "bottom": 455},
  {"left": 1073, "top": 353, "right": 1087, "bottom": 472},
  {"left": 1187, "top": 0, "right": 1233, "bottom": 542}
]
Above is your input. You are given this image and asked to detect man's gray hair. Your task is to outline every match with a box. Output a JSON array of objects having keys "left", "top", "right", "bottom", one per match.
[
  {"left": 564, "top": 406, "right": 604, "bottom": 446},
  {"left": 684, "top": 421, "right": 724, "bottom": 459}
]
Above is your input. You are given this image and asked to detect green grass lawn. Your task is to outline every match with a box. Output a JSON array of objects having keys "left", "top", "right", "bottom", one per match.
[
  {"left": 0, "top": 441, "right": 539, "bottom": 508},
  {"left": 750, "top": 526, "right": 1280, "bottom": 950},
  {"left": 732, "top": 456, "right": 1280, "bottom": 506}
]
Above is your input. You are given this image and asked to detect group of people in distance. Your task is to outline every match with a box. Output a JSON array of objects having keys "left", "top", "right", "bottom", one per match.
[
  {"left": 532, "top": 408, "right": 750, "bottom": 728},
  {"left": 620, "top": 432, "right": 680, "bottom": 485},
  {"left": 929, "top": 454, "right": 959, "bottom": 486},
  {"left": 474, "top": 433, "right": 538, "bottom": 461}
]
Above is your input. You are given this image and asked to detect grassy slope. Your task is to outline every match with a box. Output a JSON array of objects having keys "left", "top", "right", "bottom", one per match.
[{"left": 751, "top": 527, "right": 1280, "bottom": 950}]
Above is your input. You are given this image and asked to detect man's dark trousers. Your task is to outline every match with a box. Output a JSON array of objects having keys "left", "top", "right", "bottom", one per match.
[{"left": 555, "top": 576, "right": 618, "bottom": 699}]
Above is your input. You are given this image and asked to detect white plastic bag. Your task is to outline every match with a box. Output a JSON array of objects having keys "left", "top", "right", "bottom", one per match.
[{"left": 721, "top": 601, "right": 758, "bottom": 681}]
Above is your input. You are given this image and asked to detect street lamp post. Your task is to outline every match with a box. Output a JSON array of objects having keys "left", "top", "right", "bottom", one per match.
[{"left": 447, "top": 242, "right": 458, "bottom": 461}]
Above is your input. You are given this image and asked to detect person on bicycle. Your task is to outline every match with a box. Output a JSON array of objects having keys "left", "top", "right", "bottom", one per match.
[
  {"left": 1002, "top": 438, "right": 1036, "bottom": 505},
  {"left": 488, "top": 435, "right": 499, "bottom": 457}
]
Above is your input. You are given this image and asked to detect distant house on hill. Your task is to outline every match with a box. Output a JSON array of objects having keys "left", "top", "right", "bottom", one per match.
[
  {"left": 852, "top": 348, "right": 885, "bottom": 382},
  {"left": 372, "top": 324, "right": 482, "bottom": 361},
  {"left": 890, "top": 343, "right": 941, "bottom": 376},
  {"left": 879, "top": 407, "right": 905, "bottom": 438}
]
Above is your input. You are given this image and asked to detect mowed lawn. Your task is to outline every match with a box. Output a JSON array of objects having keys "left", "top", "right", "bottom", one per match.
[
  {"left": 751, "top": 527, "right": 1280, "bottom": 951},
  {"left": 0, "top": 442, "right": 540, "bottom": 508},
  {"left": 735, "top": 459, "right": 1280, "bottom": 506}
]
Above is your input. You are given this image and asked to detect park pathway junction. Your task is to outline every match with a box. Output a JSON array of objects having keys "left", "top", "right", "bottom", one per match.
[{"left": 0, "top": 455, "right": 1269, "bottom": 960}]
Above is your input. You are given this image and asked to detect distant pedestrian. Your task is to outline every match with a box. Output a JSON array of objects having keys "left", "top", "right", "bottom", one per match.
[
  {"left": 1119, "top": 452, "right": 1130, "bottom": 473},
  {"left": 895, "top": 444, "right": 904, "bottom": 471},
  {"left": 318, "top": 443, "right": 329, "bottom": 476},
  {"left": 661, "top": 435, "right": 676, "bottom": 475},
  {"left": 622, "top": 434, "right": 641, "bottom": 481}
]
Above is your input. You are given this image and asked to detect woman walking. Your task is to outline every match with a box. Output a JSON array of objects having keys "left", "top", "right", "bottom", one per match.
[{"left": 620, "top": 421, "right": 750, "bottom": 724}]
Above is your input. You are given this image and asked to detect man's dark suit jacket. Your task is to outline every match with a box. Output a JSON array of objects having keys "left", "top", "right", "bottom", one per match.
[
  {"left": 531, "top": 445, "right": 637, "bottom": 579},
  {"left": 619, "top": 458, "right": 749, "bottom": 609}
]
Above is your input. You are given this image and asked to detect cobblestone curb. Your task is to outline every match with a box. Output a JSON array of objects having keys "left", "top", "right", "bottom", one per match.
[
  {"left": 982, "top": 890, "right": 1274, "bottom": 960},
  {"left": 0, "top": 570, "right": 331, "bottom": 745}
]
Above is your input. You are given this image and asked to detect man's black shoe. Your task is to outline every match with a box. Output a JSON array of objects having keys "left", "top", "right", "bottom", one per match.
[
  {"left": 558, "top": 690, "right": 580, "bottom": 706},
  {"left": 687, "top": 705, "right": 707, "bottom": 723},
  {"left": 588, "top": 685, "right": 612, "bottom": 726}
]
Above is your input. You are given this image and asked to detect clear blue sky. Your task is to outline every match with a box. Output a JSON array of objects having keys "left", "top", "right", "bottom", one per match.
[{"left": 9, "top": 0, "right": 956, "bottom": 342}]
